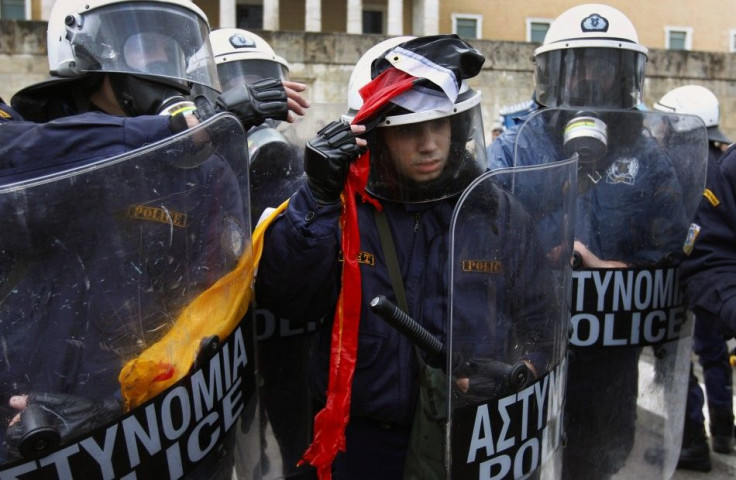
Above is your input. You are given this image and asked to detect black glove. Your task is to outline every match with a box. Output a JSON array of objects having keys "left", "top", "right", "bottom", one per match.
[
  {"left": 304, "top": 119, "right": 362, "bottom": 204},
  {"left": 453, "top": 358, "right": 533, "bottom": 405},
  {"left": 5, "top": 393, "right": 123, "bottom": 460},
  {"left": 216, "top": 78, "right": 288, "bottom": 130}
]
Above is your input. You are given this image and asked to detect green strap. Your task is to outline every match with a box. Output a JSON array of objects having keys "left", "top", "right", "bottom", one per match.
[
  {"left": 373, "top": 209, "right": 430, "bottom": 369},
  {"left": 373, "top": 208, "right": 409, "bottom": 313}
]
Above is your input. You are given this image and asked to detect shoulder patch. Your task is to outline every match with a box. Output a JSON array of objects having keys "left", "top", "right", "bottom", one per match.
[
  {"left": 682, "top": 223, "right": 701, "bottom": 256},
  {"left": 703, "top": 188, "right": 720, "bottom": 207},
  {"left": 221, "top": 215, "right": 245, "bottom": 259}
]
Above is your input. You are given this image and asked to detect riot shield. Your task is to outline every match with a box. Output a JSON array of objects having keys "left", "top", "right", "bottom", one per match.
[
  {"left": 441, "top": 158, "right": 576, "bottom": 480},
  {"left": 247, "top": 122, "right": 305, "bottom": 229},
  {"left": 507, "top": 108, "right": 707, "bottom": 479},
  {"left": 0, "top": 113, "right": 263, "bottom": 479},
  {"left": 252, "top": 106, "right": 344, "bottom": 480}
]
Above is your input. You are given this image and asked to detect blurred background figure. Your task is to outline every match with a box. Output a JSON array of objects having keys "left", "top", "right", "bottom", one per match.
[
  {"left": 210, "top": 27, "right": 316, "bottom": 480},
  {"left": 490, "top": 120, "right": 504, "bottom": 142},
  {"left": 211, "top": 27, "right": 308, "bottom": 225},
  {"left": 654, "top": 84, "right": 735, "bottom": 472}
]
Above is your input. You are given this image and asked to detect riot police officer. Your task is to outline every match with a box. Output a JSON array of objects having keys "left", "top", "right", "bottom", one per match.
[
  {"left": 210, "top": 28, "right": 309, "bottom": 225},
  {"left": 489, "top": 4, "right": 706, "bottom": 479},
  {"left": 0, "top": 0, "right": 296, "bottom": 476},
  {"left": 255, "top": 34, "right": 565, "bottom": 480},
  {"left": 657, "top": 85, "right": 736, "bottom": 469},
  {"left": 210, "top": 27, "right": 316, "bottom": 479}
]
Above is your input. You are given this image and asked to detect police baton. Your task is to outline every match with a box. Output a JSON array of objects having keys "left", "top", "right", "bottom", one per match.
[
  {"left": 369, "top": 295, "right": 532, "bottom": 393},
  {"left": 369, "top": 295, "right": 446, "bottom": 358}
]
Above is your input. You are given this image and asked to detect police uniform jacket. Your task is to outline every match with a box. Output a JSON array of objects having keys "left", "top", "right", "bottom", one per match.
[
  {"left": 0, "top": 101, "right": 21, "bottom": 123},
  {"left": 489, "top": 109, "right": 690, "bottom": 266},
  {"left": 256, "top": 178, "right": 555, "bottom": 426},
  {"left": 680, "top": 144, "right": 736, "bottom": 334},
  {"left": 0, "top": 112, "right": 245, "bottom": 404}
]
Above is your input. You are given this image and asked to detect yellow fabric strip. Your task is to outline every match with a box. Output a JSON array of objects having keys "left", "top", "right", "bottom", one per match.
[{"left": 119, "top": 199, "right": 289, "bottom": 410}]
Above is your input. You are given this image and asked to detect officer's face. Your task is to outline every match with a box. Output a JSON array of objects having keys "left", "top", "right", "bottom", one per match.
[
  {"left": 568, "top": 57, "right": 616, "bottom": 107},
  {"left": 123, "top": 32, "right": 184, "bottom": 75},
  {"left": 382, "top": 117, "right": 451, "bottom": 183}
]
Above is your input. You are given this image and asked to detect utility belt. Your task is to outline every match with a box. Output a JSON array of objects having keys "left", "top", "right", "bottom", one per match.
[{"left": 350, "top": 416, "right": 412, "bottom": 432}]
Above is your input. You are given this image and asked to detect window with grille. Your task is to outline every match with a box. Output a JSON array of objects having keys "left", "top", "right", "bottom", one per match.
[
  {"left": 452, "top": 14, "right": 482, "bottom": 39},
  {"left": 526, "top": 19, "right": 551, "bottom": 43},
  {"left": 237, "top": 5, "right": 263, "bottom": 30},
  {"left": 666, "top": 27, "right": 692, "bottom": 50},
  {"left": 0, "top": 0, "right": 24, "bottom": 20},
  {"left": 363, "top": 10, "right": 383, "bottom": 34}
]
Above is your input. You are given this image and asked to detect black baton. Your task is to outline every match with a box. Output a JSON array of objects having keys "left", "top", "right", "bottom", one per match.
[{"left": 369, "top": 295, "right": 445, "bottom": 358}]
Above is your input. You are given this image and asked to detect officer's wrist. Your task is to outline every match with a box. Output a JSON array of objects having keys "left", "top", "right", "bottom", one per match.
[{"left": 162, "top": 101, "right": 199, "bottom": 133}]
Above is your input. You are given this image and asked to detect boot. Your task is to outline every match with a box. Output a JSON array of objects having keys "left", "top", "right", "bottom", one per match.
[
  {"left": 677, "top": 419, "right": 712, "bottom": 472},
  {"left": 709, "top": 407, "right": 735, "bottom": 454}
]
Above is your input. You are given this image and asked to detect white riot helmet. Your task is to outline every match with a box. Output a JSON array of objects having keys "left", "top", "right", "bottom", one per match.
[
  {"left": 534, "top": 3, "right": 648, "bottom": 109},
  {"left": 348, "top": 35, "right": 487, "bottom": 203},
  {"left": 653, "top": 85, "right": 731, "bottom": 144},
  {"left": 47, "top": 0, "right": 219, "bottom": 92},
  {"left": 210, "top": 28, "right": 289, "bottom": 92}
]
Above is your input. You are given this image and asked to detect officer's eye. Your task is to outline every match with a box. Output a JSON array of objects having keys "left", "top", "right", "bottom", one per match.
[{"left": 428, "top": 118, "right": 450, "bottom": 131}]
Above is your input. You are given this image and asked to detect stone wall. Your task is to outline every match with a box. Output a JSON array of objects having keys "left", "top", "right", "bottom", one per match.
[{"left": 3, "top": 21, "right": 736, "bottom": 141}]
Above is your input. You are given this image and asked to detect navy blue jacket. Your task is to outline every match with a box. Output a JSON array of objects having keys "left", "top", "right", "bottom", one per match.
[
  {"left": 680, "top": 144, "right": 736, "bottom": 334},
  {"left": 0, "top": 112, "right": 244, "bottom": 403},
  {"left": 255, "top": 178, "right": 554, "bottom": 425},
  {"left": 489, "top": 110, "right": 688, "bottom": 265},
  {"left": 0, "top": 101, "right": 22, "bottom": 123}
]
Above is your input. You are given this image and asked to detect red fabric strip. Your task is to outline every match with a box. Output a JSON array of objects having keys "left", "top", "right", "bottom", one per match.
[
  {"left": 353, "top": 67, "right": 416, "bottom": 125},
  {"left": 301, "top": 65, "right": 413, "bottom": 479}
]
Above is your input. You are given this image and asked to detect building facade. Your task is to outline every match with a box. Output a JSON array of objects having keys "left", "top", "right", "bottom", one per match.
[
  {"left": 11, "top": 0, "right": 736, "bottom": 53},
  {"left": 4, "top": 22, "right": 736, "bottom": 143}
]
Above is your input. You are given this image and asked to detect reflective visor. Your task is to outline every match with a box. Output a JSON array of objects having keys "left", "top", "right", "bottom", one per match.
[
  {"left": 535, "top": 47, "right": 646, "bottom": 109},
  {"left": 68, "top": 2, "right": 219, "bottom": 91},
  {"left": 217, "top": 60, "right": 287, "bottom": 92},
  {"left": 366, "top": 102, "right": 487, "bottom": 203}
]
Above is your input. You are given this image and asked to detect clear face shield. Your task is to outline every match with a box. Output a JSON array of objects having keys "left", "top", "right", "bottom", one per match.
[
  {"left": 645, "top": 112, "right": 706, "bottom": 149},
  {"left": 66, "top": 2, "right": 219, "bottom": 91},
  {"left": 217, "top": 59, "right": 288, "bottom": 92},
  {"left": 535, "top": 47, "right": 646, "bottom": 109},
  {"left": 366, "top": 92, "right": 487, "bottom": 203}
]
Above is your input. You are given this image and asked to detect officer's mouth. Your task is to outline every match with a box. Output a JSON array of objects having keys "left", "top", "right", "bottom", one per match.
[{"left": 411, "top": 158, "right": 443, "bottom": 174}]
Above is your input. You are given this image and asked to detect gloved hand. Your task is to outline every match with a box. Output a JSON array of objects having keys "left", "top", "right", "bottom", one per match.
[
  {"left": 159, "top": 98, "right": 200, "bottom": 133},
  {"left": 216, "top": 78, "right": 288, "bottom": 130},
  {"left": 452, "top": 358, "right": 533, "bottom": 405},
  {"left": 5, "top": 393, "right": 123, "bottom": 460},
  {"left": 304, "top": 119, "right": 362, "bottom": 204}
]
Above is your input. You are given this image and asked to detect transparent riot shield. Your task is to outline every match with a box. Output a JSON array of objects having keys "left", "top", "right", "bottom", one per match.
[
  {"left": 253, "top": 105, "right": 344, "bottom": 480},
  {"left": 0, "top": 113, "right": 263, "bottom": 479},
  {"left": 507, "top": 108, "right": 707, "bottom": 480},
  {"left": 442, "top": 158, "right": 576, "bottom": 480}
]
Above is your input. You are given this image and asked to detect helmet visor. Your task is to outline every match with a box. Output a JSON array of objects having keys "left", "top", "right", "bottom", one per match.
[
  {"left": 68, "top": 2, "right": 219, "bottom": 91},
  {"left": 535, "top": 47, "right": 646, "bottom": 109},
  {"left": 366, "top": 101, "right": 487, "bottom": 203},
  {"left": 217, "top": 59, "right": 288, "bottom": 92}
]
